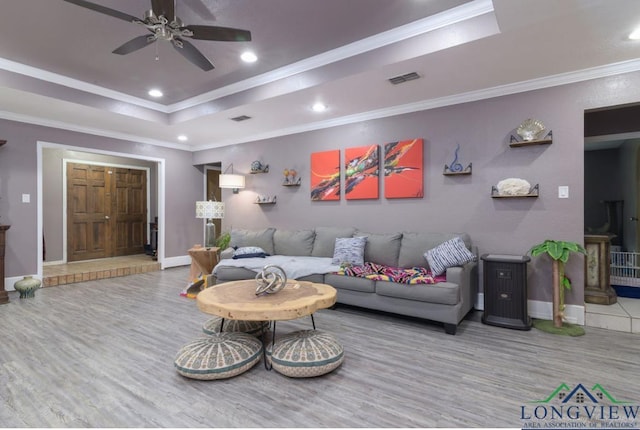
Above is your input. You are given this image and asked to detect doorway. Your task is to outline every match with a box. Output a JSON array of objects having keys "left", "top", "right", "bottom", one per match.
[
  {"left": 66, "top": 162, "right": 148, "bottom": 262},
  {"left": 205, "top": 164, "right": 222, "bottom": 242}
]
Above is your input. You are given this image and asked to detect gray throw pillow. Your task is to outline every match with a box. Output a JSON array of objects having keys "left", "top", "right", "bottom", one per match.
[
  {"left": 331, "top": 236, "right": 367, "bottom": 266},
  {"left": 424, "top": 236, "right": 476, "bottom": 276}
]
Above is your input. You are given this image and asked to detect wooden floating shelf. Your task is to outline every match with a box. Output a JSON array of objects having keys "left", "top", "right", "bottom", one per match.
[
  {"left": 250, "top": 169, "right": 269, "bottom": 174},
  {"left": 443, "top": 162, "right": 472, "bottom": 176},
  {"left": 255, "top": 201, "right": 276, "bottom": 205},
  {"left": 491, "top": 184, "right": 539, "bottom": 198},
  {"left": 282, "top": 183, "right": 301, "bottom": 187},
  {"left": 509, "top": 138, "right": 552, "bottom": 148},
  {"left": 0, "top": 140, "right": 6, "bottom": 147},
  {"left": 509, "top": 130, "right": 553, "bottom": 147}
]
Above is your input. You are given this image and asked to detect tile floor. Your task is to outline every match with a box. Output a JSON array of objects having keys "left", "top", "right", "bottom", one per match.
[
  {"left": 585, "top": 297, "right": 640, "bottom": 333},
  {"left": 42, "top": 254, "right": 160, "bottom": 287}
]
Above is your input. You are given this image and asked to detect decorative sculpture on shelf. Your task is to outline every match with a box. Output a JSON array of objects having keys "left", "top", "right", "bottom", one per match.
[
  {"left": 283, "top": 168, "right": 301, "bottom": 185},
  {"left": 443, "top": 144, "right": 472, "bottom": 175},
  {"left": 255, "top": 265, "right": 287, "bottom": 295},
  {"left": 495, "top": 178, "right": 532, "bottom": 196},
  {"left": 250, "top": 161, "right": 269, "bottom": 173}
]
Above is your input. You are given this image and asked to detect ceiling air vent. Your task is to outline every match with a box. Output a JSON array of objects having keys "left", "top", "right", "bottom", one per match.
[
  {"left": 230, "top": 115, "right": 252, "bottom": 122},
  {"left": 388, "top": 72, "right": 421, "bottom": 85}
]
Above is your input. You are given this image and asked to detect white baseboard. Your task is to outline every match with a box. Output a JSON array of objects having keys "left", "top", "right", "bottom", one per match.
[
  {"left": 475, "top": 293, "right": 585, "bottom": 326},
  {"left": 43, "top": 260, "right": 65, "bottom": 266},
  {"left": 162, "top": 255, "right": 191, "bottom": 269}
]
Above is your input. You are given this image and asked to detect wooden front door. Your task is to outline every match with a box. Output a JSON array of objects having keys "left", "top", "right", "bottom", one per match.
[{"left": 67, "top": 163, "right": 147, "bottom": 262}]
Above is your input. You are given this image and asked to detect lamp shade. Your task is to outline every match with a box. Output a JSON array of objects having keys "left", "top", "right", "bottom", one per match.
[
  {"left": 196, "top": 201, "right": 225, "bottom": 219},
  {"left": 219, "top": 174, "right": 245, "bottom": 190}
]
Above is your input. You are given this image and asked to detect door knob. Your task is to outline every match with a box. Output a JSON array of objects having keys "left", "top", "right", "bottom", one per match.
[
  {"left": 631, "top": 217, "right": 638, "bottom": 222},
  {"left": 105, "top": 216, "right": 110, "bottom": 220}
]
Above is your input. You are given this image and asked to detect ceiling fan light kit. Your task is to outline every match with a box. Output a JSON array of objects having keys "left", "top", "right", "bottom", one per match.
[{"left": 63, "top": 0, "right": 252, "bottom": 71}]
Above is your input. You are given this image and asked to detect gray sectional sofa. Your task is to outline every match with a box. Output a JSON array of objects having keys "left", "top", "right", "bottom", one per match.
[{"left": 213, "top": 227, "right": 478, "bottom": 335}]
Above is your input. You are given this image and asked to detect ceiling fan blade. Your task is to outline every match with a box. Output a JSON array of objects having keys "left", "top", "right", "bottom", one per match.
[
  {"left": 151, "top": 0, "right": 175, "bottom": 22},
  {"left": 184, "top": 25, "right": 252, "bottom": 42},
  {"left": 63, "top": 0, "right": 139, "bottom": 23},
  {"left": 113, "top": 35, "right": 155, "bottom": 55},
  {"left": 172, "top": 38, "right": 214, "bottom": 71}
]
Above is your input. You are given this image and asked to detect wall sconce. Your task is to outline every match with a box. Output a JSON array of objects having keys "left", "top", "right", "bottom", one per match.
[
  {"left": 219, "top": 163, "right": 245, "bottom": 194},
  {"left": 195, "top": 200, "right": 225, "bottom": 248}
]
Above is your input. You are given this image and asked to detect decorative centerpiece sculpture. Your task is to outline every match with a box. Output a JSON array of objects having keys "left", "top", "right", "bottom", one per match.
[{"left": 255, "top": 265, "right": 287, "bottom": 295}]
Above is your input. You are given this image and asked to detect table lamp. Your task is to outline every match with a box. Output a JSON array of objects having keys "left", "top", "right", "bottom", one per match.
[{"left": 195, "top": 200, "right": 225, "bottom": 248}]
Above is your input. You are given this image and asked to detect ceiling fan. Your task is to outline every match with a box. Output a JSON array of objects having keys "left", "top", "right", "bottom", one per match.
[{"left": 63, "top": 0, "right": 252, "bottom": 71}]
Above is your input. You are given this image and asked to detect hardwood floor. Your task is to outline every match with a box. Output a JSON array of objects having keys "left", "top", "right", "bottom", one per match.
[{"left": 1, "top": 267, "right": 638, "bottom": 427}]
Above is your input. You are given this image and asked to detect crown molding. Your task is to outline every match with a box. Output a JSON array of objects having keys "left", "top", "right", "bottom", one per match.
[
  {"left": 193, "top": 58, "right": 640, "bottom": 151},
  {"left": 0, "top": 110, "right": 189, "bottom": 151}
]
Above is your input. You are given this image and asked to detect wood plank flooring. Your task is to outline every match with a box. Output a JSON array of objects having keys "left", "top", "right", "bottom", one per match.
[{"left": 1, "top": 267, "right": 639, "bottom": 427}]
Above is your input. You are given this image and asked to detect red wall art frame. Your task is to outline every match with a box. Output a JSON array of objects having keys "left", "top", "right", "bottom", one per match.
[
  {"left": 344, "top": 144, "right": 380, "bottom": 200},
  {"left": 384, "top": 138, "right": 424, "bottom": 199},
  {"left": 310, "top": 149, "right": 341, "bottom": 201}
]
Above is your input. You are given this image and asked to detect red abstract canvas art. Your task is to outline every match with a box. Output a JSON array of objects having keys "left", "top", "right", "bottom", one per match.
[
  {"left": 344, "top": 144, "right": 379, "bottom": 200},
  {"left": 310, "top": 149, "right": 340, "bottom": 201},
  {"left": 383, "top": 138, "right": 424, "bottom": 199}
]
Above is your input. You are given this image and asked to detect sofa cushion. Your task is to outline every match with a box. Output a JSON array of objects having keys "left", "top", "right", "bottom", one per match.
[
  {"left": 398, "top": 232, "right": 471, "bottom": 269},
  {"left": 233, "top": 246, "right": 269, "bottom": 259},
  {"left": 424, "top": 236, "right": 476, "bottom": 276},
  {"left": 274, "top": 229, "right": 315, "bottom": 256},
  {"left": 312, "top": 227, "right": 356, "bottom": 257},
  {"left": 355, "top": 231, "right": 402, "bottom": 267},
  {"left": 324, "top": 273, "right": 376, "bottom": 293},
  {"left": 375, "top": 280, "right": 460, "bottom": 305},
  {"left": 332, "top": 236, "right": 366, "bottom": 266},
  {"left": 230, "top": 228, "right": 275, "bottom": 256}
]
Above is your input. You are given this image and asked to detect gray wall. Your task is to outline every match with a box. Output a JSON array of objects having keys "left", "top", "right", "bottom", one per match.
[
  {"left": 193, "top": 70, "right": 640, "bottom": 306},
  {"left": 42, "top": 148, "right": 158, "bottom": 262},
  {"left": 0, "top": 119, "right": 202, "bottom": 277}
]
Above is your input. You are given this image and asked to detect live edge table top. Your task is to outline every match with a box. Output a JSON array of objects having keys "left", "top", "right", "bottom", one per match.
[{"left": 196, "top": 279, "right": 337, "bottom": 321}]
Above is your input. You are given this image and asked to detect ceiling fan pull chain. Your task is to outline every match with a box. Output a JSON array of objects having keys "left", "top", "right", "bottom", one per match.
[{"left": 155, "top": 41, "right": 159, "bottom": 61}]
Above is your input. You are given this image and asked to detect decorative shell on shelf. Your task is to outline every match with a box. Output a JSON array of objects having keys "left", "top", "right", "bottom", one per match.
[
  {"left": 516, "top": 119, "right": 545, "bottom": 141},
  {"left": 496, "top": 178, "right": 531, "bottom": 196}
]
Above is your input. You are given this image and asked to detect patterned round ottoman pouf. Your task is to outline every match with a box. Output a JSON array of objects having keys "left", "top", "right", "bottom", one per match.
[
  {"left": 202, "top": 317, "right": 269, "bottom": 336},
  {"left": 174, "top": 332, "right": 263, "bottom": 380},
  {"left": 270, "top": 330, "right": 344, "bottom": 378}
]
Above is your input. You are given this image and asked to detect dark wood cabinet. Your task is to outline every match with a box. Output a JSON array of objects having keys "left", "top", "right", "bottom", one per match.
[{"left": 0, "top": 225, "right": 10, "bottom": 304}]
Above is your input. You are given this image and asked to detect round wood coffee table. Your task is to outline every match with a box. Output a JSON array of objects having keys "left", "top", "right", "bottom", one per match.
[
  {"left": 197, "top": 279, "right": 337, "bottom": 370},
  {"left": 197, "top": 279, "right": 337, "bottom": 321}
]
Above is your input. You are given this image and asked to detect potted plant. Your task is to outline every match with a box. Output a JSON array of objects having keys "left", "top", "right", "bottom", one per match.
[
  {"left": 529, "top": 239, "right": 586, "bottom": 330},
  {"left": 216, "top": 231, "right": 231, "bottom": 251}
]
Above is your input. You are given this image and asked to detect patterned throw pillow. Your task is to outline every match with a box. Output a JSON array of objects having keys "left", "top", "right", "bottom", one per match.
[
  {"left": 232, "top": 246, "right": 269, "bottom": 259},
  {"left": 331, "top": 236, "right": 367, "bottom": 266},
  {"left": 424, "top": 236, "right": 476, "bottom": 276}
]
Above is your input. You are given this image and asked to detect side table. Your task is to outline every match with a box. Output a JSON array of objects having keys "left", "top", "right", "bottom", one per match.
[{"left": 188, "top": 245, "right": 219, "bottom": 283}]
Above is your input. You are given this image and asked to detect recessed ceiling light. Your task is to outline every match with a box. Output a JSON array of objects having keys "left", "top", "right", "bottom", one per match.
[
  {"left": 629, "top": 27, "right": 640, "bottom": 40},
  {"left": 148, "top": 89, "right": 163, "bottom": 98},
  {"left": 177, "top": 135, "right": 188, "bottom": 142},
  {"left": 312, "top": 102, "right": 327, "bottom": 112},
  {"left": 241, "top": 51, "right": 257, "bottom": 63}
]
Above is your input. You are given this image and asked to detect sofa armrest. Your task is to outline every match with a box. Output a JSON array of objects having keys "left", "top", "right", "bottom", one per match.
[
  {"left": 445, "top": 260, "right": 478, "bottom": 306},
  {"left": 220, "top": 247, "right": 234, "bottom": 260}
]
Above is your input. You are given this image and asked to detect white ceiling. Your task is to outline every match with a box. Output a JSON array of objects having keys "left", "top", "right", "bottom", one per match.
[{"left": 1, "top": 0, "right": 640, "bottom": 151}]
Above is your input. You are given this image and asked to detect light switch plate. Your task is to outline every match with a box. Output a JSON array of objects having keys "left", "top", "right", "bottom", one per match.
[
  {"left": 22, "top": 193, "right": 30, "bottom": 203},
  {"left": 558, "top": 186, "right": 569, "bottom": 199}
]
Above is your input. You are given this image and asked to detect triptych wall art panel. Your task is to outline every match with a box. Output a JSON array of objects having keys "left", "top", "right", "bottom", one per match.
[
  {"left": 384, "top": 138, "right": 424, "bottom": 199},
  {"left": 344, "top": 144, "right": 379, "bottom": 200},
  {"left": 310, "top": 138, "right": 423, "bottom": 201},
  {"left": 310, "top": 149, "right": 341, "bottom": 201}
]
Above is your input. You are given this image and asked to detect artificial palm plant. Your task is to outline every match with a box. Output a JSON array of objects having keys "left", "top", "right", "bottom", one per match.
[{"left": 529, "top": 239, "right": 586, "bottom": 328}]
